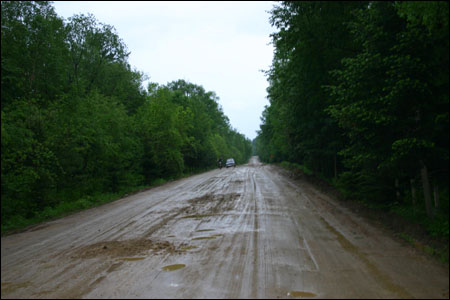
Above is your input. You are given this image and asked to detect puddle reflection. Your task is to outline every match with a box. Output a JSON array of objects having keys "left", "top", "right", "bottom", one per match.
[{"left": 162, "top": 264, "right": 186, "bottom": 271}]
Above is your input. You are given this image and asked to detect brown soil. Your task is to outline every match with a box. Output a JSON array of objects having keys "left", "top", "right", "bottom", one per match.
[
  {"left": 71, "top": 239, "right": 187, "bottom": 259},
  {"left": 276, "top": 163, "right": 449, "bottom": 265},
  {"left": 2, "top": 157, "right": 448, "bottom": 298}
]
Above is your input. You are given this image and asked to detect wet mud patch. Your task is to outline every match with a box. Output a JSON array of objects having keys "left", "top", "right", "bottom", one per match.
[
  {"left": 162, "top": 264, "right": 186, "bottom": 271},
  {"left": 211, "top": 193, "right": 241, "bottom": 212},
  {"left": 70, "top": 238, "right": 187, "bottom": 259},
  {"left": 183, "top": 214, "right": 216, "bottom": 219},
  {"left": 192, "top": 236, "right": 216, "bottom": 240},
  {"left": 184, "top": 193, "right": 241, "bottom": 217},
  {"left": 192, "top": 233, "right": 224, "bottom": 241},
  {"left": 1, "top": 281, "right": 32, "bottom": 295},
  {"left": 320, "top": 217, "right": 412, "bottom": 298},
  {"left": 106, "top": 262, "right": 123, "bottom": 273},
  {"left": 187, "top": 194, "right": 213, "bottom": 205},
  {"left": 180, "top": 245, "right": 198, "bottom": 251},
  {"left": 196, "top": 229, "right": 215, "bottom": 232},
  {"left": 287, "top": 291, "right": 316, "bottom": 298}
]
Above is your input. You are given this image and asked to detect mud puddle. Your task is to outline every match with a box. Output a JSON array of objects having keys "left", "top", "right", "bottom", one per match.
[
  {"left": 162, "top": 264, "right": 186, "bottom": 271},
  {"left": 182, "top": 214, "right": 216, "bottom": 219},
  {"left": 184, "top": 193, "right": 241, "bottom": 216},
  {"left": 192, "top": 233, "right": 224, "bottom": 241},
  {"left": 180, "top": 245, "right": 198, "bottom": 251},
  {"left": 70, "top": 238, "right": 187, "bottom": 259},
  {"left": 287, "top": 291, "right": 316, "bottom": 298},
  {"left": 192, "top": 236, "right": 216, "bottom": 240}
]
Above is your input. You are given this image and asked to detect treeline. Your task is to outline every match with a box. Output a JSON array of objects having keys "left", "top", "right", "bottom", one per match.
[
  {"left": 1, "top": 1, "right": 251, "bottom": 231},
  {"left": 255, "top": 2, "right": 448, "bottom": 232}
]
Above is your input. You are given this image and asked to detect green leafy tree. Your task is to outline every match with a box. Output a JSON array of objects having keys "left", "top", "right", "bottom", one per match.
[
  {"left": 1, "top": 1, "right": 252, "bottom": 233},
  {"left": 258, "top": 1, "right": 364, "bottom": 177},
  {"left": 326, "top": 2, "right": 448, "bottom": 212},
  {"left": 1, "top": 101, "right": 60, "bottom": 217},
  {"left": 135, "top": 88, "right": 184, "bottom": 181},
  {"left": 257, "top": 1, "right": 448, "bottom": 223},
  {"left": 1, "top": 1, "right": 68, "bottom": 109},
  {"left": 65, "top": 13, "right": 129, "bottom": 96}
]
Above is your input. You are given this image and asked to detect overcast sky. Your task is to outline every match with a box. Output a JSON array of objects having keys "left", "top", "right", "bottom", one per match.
[{"left": 52, "top": 1, "right": 276, "bottom": 140}]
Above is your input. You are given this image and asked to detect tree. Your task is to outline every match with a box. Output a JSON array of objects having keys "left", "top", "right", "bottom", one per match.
[
  {"left": 1, "top": 1, "right": 252, "bottom": 232},
  {"left": 64, "top": 13, "right": 130, "bottom": 97},
  {"left": 1, "top": 1, "right": 68, "bottom": 109},
  {"left": 326, "top": 1, "right": 448, "bottom": 212},
  {"left": 258, "top": 1, "right": 364, "bottom": 178},
  {"left": 257, "top": 1, "right": 448, "bottom": 221},
  {"left": 135, "top": 88, "right": 184, "bottom": 181}
]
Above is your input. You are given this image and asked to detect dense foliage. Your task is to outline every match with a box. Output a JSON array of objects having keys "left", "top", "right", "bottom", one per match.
[
  {"left": 256, "top": 1, "right": 448, "bottom": 236},
  {"left": 1, "top": 1, "right": 251, "bottom": 232}
]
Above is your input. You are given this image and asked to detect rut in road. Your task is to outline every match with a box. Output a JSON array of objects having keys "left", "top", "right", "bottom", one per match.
[{"left": 1, "top": 157, "right": 448, "bottom": 299}]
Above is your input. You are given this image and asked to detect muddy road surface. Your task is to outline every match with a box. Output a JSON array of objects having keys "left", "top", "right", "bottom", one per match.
[{"left": 1, "top": 157, "right": 448, "bottom": 298}]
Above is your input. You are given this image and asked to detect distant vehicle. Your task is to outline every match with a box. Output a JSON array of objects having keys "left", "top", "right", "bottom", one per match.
[{"left": 225, "top": 158, "right": 236, "bottom": 168}]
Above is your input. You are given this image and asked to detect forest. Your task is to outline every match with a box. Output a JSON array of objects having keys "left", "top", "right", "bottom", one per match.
[
  {"left": 255, "top": 1, "right": 448, "bottom": 250},
  {"left": 1, "top": 1, "right": 252, "bottom": 233}
]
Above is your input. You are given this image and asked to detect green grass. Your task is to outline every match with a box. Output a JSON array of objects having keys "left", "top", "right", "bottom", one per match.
[
  {"left": 1, "top": 187, "right": 146, "bottom": 236},
  {"left": 390, "top": 204, "right": 449, "bottom": 240},
  {"left": 398, "top": 232, "right": 449, "bottom": 263},
  {"left": 280, "top": 161, "right": 314, "bottom": 175},
  {"left": 1, "top": 178, "right": 172, "bottom": 236},
  {"left": 1, "top": 165, "right": 222, "bottom": 236}
]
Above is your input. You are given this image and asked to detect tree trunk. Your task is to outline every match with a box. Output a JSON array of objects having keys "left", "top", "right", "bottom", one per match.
[
  {"left": 334, "top": 154, "right": 337, "bottom": 179},
  {"left": 420, "top": 162, "right": 433, "bottom": 218},
  {"left": 410, "top": 178, "right": 417, "bottom": 208},
  {"left": 395, "top": 178, "right": 400, "bottom": 201},
  {"left": 433, "top": 185, "right": 439, "bottom": 210}
]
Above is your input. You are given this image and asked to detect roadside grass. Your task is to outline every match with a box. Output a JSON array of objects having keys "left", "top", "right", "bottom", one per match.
[
  {"left": 276, "top": 161, "right": 449, "bottom": 265},
  {"left": 1, "top": 185, "right": 148, "bottom": 236},
  {"left": 280, "top": 161, "right": 313, "bottom": 175},
  {"left": 1, "top": 164, "right": 222, "bottom": 236}
]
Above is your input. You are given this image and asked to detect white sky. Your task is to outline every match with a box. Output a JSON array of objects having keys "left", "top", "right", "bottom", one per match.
[{"left": 52, "top": 1, "right": 276, "bottom": 140}]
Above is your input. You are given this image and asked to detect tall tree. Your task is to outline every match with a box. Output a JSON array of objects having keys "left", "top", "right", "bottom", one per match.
[
  {"left": 1, "top": 1, "right": 252, "bottom": 232},
  {"left": 257, "top": 1, "right": 448, "bottom": 219},
  {"left": 1, "top": 1, "right": 68, "bottom": 108},
  {"left": 259, "top": 1, "right": 365, "bottom": 177},
  {"left": 326, "top": 1, "right": 448, "bottom": 210}
]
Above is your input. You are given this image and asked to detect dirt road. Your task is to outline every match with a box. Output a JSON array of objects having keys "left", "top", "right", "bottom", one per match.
[{"left": 1, "top": 157, "right": 448, "bottom": 298}]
